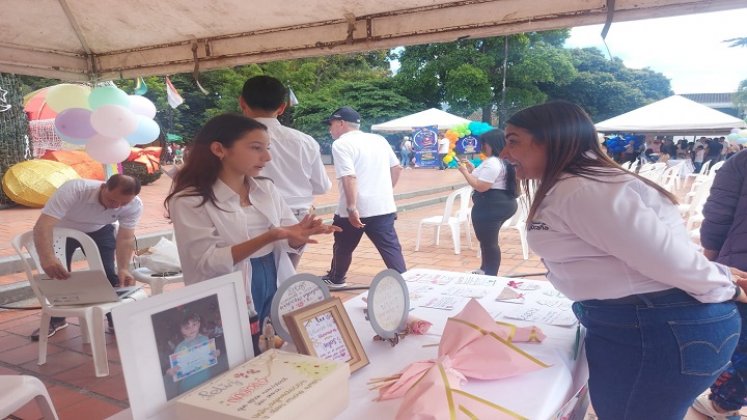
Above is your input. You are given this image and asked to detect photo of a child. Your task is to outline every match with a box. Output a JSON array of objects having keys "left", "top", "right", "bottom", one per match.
[{"left": 152, "top": 294, "right": 229, "bottom": 400}]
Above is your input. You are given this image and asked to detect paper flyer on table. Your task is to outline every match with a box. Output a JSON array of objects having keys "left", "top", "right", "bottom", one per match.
[
  {"left": 502, "top": 306, "right": 578, "bottom": 327},
  {"left": 404, "top": 270, "right": 459, "bottom": 285},
  {"left": 455, "top": 274, "right": 497, "bottom": 287},
  {"left": 419, "top": 295, "right": 463, "bottom": 310},
  {"left": 442, "top": 286, "right": 488, "bottom": 298},
  {"left": 169, "top": 338, "right": 218, "bottom": 382}
]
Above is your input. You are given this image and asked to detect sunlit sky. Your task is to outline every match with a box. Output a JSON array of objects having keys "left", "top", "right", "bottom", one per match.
[{"left": 565, "top": 8, "right": 747, "bottom": 94}]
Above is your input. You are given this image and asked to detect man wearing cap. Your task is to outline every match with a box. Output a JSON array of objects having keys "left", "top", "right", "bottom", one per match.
[
  {"left": 239, "top": 75, "right": 332, "bottom": 266},
  {"left": 322, "top": 107, "right": 406, "bottom": 288}
]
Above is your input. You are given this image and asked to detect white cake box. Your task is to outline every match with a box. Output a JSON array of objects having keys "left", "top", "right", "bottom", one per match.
[{"left": 175, "top": 349, "right": 349, "bottom": 420}]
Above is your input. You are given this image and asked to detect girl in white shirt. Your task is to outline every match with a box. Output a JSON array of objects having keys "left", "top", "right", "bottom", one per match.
[
  {"left": 166, "top": 114, "right": 339, "bottom": 352},
  {"left": 457, "top": 130, "right": 518, "bottom": 275},
  {"left": 503, "top": 101, "right": 747, "bottom": 419}
]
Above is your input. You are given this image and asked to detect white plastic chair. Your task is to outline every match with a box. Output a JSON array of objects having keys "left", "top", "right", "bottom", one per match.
[
  {"left": 678, "top": 176, "right": 714, "bottom": 221},
  {"left": 415, "top": 186, "right": 473, "bottom": 254},
  {"left": 0, "top": 375, "right": 58, "bottom": 419},
  {"left": 658, "top": 164, "right": 682, "bottom": 193},
  {"left": 11, "top": 228, "right": 130, "bottom": 377},
  {"left": 132, "top": 233, "right": 184, "bottom": 295}
]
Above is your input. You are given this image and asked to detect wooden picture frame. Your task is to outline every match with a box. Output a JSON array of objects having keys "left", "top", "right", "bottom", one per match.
[
  {"left": 283, "top": 297, "right": 369, "bottom": 373},
  {"left": 270, "top": 273, "right": 331, "bottom": 344}
]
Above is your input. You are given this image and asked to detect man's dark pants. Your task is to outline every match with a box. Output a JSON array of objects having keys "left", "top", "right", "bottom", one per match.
[{"left": 326, "top": 213, "right": 406, "bottom": 282}]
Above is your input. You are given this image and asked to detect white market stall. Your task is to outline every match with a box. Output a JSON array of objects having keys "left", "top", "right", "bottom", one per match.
[
  {"left": 1, "top": 0, "right": 745, "bottom": 81},
  {"left": 595, "top": 95, "right": 747, "bottom": 136},
  {"left": 371, "top": 108, "right": 470, "bottom": 132}
]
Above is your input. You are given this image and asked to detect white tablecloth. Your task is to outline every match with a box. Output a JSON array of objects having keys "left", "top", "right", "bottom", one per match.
[{"left": 110, "top": 269, "right": 587, "bottom": 420}]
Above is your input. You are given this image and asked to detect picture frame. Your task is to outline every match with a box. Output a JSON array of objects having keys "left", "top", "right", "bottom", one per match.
[
  {"left": 112, "top": 272, "right": 253, "bottom": 420},
  {"left": 284, "top": 297, "right": 369, "bottom": 373},
  {"left": 270, "top": 273, "right": 331, "bottom": 344},
  {"left": 367, "top": 269, "right": 410, "bottom": 340}
]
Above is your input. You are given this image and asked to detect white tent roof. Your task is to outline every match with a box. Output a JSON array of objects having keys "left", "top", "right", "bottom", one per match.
[
  {"left": 1, "top": 0, "right": 744, "bottom": 81},
  {"left": 595, "top": 95, "right": 747, "bottom": 135},
  {"left": 371, "top": 108, "right": 470, "bottom": 132}
]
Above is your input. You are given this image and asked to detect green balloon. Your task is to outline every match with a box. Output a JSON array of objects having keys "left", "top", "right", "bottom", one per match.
[
  {"left": 88, "top": 86, "right": 129, "bottom": 109},
  {"left": 45, "top": 84, "right": 91, "bottom": 112}
]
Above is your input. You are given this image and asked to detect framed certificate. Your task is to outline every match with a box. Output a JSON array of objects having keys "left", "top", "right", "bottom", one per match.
[
  {"left": 270, "top": 273, "right": 331, "bottom": 343},
  {"left": 367, "top": 269, "right": 409, "bottom": 339}
]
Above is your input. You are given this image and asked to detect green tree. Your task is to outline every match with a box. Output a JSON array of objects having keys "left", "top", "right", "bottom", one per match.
[
  {"left": 541, "top": 48, "right": 673, "bottom": 121},
  {"left": 734, "top": 79, "right": 747, "bottom": 119},
  {"left": 394, "top": 31, "right": 576, "bottom": 125}
]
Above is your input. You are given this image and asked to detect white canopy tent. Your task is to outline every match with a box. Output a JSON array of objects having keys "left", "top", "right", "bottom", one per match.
[
  {"left": 595, "top": 95, "right": 747, "bottom": 135},
  {"left": 371, "top": 108, "right": 470, "bottom": 132},
  {"left": 1, "top": 0, "right": 744, "bottom": 81}
]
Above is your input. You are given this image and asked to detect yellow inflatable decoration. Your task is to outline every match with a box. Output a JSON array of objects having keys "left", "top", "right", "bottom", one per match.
[{"left": 2, "top": 160, "right": 80, "bottom": 208}]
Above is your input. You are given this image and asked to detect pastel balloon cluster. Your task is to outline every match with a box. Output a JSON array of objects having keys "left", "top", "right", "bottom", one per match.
[
  {"left": 49, "top": 84, "right": 160, "bottom": 164},
  {"left": 727, "top": 128, "right": 747, "bottom": 145}
]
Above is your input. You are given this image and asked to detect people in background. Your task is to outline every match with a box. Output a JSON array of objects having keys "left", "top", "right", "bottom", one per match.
[
  {"left": 437, "top": 134, "right": 450, "bottom": 170},
  {"left": 400, "top": 136, "right": 413, "bottom": 168},
  {"left": 503, "top": 100, "right": 747, "bottom": 419},
  {"left": 694, "top": 144, "right": 706, "bottom": 173},
  {"left": 457, "top": 130, "right": 518, "bottom": 276},
  {"left": 692, "top": 148, "right": 747, "bottom": 419},
  {"left": 322, "top": 106, "right": 406, "bottom": 288},
  {"left": 166, "top": 114, "right": 338, "bottom": 352}
]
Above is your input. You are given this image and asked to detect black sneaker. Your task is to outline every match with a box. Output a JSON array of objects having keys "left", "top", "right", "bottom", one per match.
[
  {"left": 322, "top": 276, "right": 347, "bottom": 289},
  {"left": 30, "top": 320, "right": 69, "bottom": 341}
]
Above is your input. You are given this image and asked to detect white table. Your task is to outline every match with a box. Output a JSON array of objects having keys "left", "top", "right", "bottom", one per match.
[{"left": 110, "top": 269, "right": 586, "bottom": 420}]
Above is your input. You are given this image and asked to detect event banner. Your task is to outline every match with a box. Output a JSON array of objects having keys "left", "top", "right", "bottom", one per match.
[
  {"left": 455, "top": 135, "right": 480, "bottom": 155},
  {"left": 412, "top": 125, "right": 439, "bottom": 168}
]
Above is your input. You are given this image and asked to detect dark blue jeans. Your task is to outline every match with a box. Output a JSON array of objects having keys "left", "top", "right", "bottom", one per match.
[
  {"left": 709, "top": 302, "right": 747, "bottom": 411},
  {"left": 326, "top": 213, "right": 406, "bottom": 282},
  {"left": 249, "top": 252, "right": 278, "bottom": 355},
  {"left": 470, "top": 189, "right": 517, "bottom": 276},
  {"left": 573, "top": 289, "right": 740, "bottom": 419}
]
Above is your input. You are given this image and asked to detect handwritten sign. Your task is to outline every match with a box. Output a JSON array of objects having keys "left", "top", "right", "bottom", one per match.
[
  {"left": 420, "top": 296, "right": 463, "bottom": 311},
  {"left": 304, "top": 312, "right": 351, "bottom": 363},
  {"left": 502, "top": 306, "right": 577, "bottom": 327},
  {"left": 271, "top": 274, "right": 331, "bottom": 343},
  {"left": 170, "top": 338, "right": 218, "bottom": 382}
]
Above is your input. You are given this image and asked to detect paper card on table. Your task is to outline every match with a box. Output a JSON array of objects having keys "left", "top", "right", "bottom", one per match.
[
  {"left": 502, "top": 306, "right": 578, "bottom": 327},
  {"left": 507, "top": 280, "right": 541, "bottom": 291},
  {"left": 442, "top": 286, "right": 487, "bottom": 299},
  {"left": 455, "top": 274, "right": 497, "bottom": 287},
  {"left": 495, "top": 287, "right": 525, "bottom": 304},
  {"left": 169, "top": 338, "right": 218, "bottom": 382},
  {"left": 542, "top": 289, "right": 567, "bottom": 299},
  {"left": 304, "top": 312, "right": 352, "bottom": 363},
  {"left": 404, "top": 271, "right": 457, "bottom": 285},
  {"left": 536, "top": 298, "right": 572, "bottom": 310},
  {"left": 420, "top": 296, "right": 463, "bottom": 310},
  {"left": 408, "top": 284, "right": 434, "bottom": 303}
]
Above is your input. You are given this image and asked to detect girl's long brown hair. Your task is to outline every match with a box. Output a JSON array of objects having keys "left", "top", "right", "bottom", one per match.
[
  {"left": 506, "top": 101, "right": 677, "bottom": 222},
  {"left": 164, "top": 113, "right": 267, "bottom": 214}
]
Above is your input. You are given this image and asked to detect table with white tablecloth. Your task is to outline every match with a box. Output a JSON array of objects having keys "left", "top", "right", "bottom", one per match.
[{"left": 110, "top": 268, "right": 587, "bottom": 420}]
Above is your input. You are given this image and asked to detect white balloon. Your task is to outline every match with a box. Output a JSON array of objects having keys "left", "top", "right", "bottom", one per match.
[
  {"left": 731, "top": 128, "right": 741, "bottom": 135},
  {"left": 128, "top": 95, "right": 157, "bottom": 119},
  {"left": 86, "top": 135, "right": 131, "bottom": 164},
  {"left": 91, "top": 105, "right": 139, "bottom": 138}
]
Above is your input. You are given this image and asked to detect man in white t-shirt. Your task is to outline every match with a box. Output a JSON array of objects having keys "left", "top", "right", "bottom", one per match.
[
  {"left": 322, "top": 107, "right": 406, "bottom": 288},
  {"left": 240, "top": 76, "right": 332, "bottom": 266},
  {"left": 437, "top": 135, "right": 450, "bottom": 170},
  {"left": 31, "top": 174, "right": 143, "bottom": 340}
]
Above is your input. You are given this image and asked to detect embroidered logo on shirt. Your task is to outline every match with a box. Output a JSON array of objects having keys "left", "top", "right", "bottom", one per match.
[{"left": 528, "top": 222, "right": 550, "bottom": 231}]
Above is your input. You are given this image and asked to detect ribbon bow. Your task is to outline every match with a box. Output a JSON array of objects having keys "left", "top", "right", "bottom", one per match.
[
  {"left": 374, "top": 299, "right": 549, "bottom": 420},
  {"left": 127, "top": 146, "right": 162, "bottom": 173}
]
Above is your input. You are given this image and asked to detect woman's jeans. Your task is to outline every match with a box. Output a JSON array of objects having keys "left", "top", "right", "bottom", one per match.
[
  {"left": 470, "top": 189, "right": 517, "bottom": 275},
  {"left": 249, "top": 252, "right": 277, "bottom": 354},
  {"left": 708, "top": 302, "right": 747, "bottom": 411},
  {"left": 573, "top": 289, "right": 740, "bottom": 419}
]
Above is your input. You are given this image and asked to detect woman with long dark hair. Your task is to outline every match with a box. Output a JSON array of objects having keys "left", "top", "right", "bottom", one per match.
[
  {"left": 457, "top": 129, "right": 518, "bottom": 276},
  {"left": 503, "top": 100, "right": 747, "bottom": 419},
  {"left": 165, "top": 114, "right": 339, "bottom": 351}
]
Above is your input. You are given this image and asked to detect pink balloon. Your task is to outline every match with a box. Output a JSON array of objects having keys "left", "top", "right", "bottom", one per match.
[
  {"left": 54, "top": 108, "right": 96, "bottom": 140},
  {"left": 128, "top": 95, "right": 157, "bottom": 119},
  {"left": 90, "top": 105, "right": 138, "bottom": 138},
  {"left": 86, "top": 135, "right": 131, "bottom": 164}
]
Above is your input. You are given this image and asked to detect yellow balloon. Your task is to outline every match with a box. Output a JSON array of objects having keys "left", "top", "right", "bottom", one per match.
[
  {"left": 443, "top": 155, "right": 454, "bottom": 164},
  {"left": 1, "top": 160, "right": 80, "bottom": 208},
  {"left": 45, "top": 84, "right": 92, "bottom": 112}
]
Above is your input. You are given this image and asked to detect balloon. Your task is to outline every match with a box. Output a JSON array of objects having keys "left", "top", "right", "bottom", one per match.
[
  {"left": 738, "top": 137, "right": 747, "bottom": 145},
  {"left": 731, "top": 128, "right": 741, "bottom": 134},
  {"left": 89, "top": 86, "right": 129, "bottom": 109},
  {"left": 125, "top": 116, "right": 161, "bottom": 145},
  {"left": 727, "top": 133, "right": 740, "bottom": 142},
  {"left": 86, "top": 135, "right": 131, "bottom": 164},
  {"left": 54, "top": 108, "right": 96, "bottom": 139},
  {"left": 91, "top": 105, "right": 138, "bottom": 138},
  {"left": 443, "top": 155, "right": 453, "bottom": 164},
  {"left": 54, "top": 126, "right": 90, "bottom": 145},
  {"left": 740, "top": 130, "right": 747, "bottom": 138},
  {"left": 45, "top": 84, "right": 91, "bottom": 112},
  {"left": 128, "top": 95, "right": 157, "bottom": 119}
]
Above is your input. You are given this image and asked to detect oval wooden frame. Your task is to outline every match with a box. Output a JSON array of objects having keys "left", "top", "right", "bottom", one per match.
[
  {"left": 270, "top": 273, "right": 331, "bottom": 343},
  {"left": 367, "top": 269, "right": 409, "bottom": 339}
]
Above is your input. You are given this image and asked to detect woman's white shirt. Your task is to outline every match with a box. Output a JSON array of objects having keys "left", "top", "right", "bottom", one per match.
[
  {"left": 472, "top": 156, "right": 507, "bottom": 190},
  {"left": 169, "top": 177, "right": 299, "bottom": 314},
  {"left": 527, "top": 172, "right": 735, "bottom": 303},
  {"left": 242, "top": 205, "right": 274, "bottom": 258}
]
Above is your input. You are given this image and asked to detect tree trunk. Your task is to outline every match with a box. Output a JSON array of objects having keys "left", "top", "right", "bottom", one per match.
[
  {"left": 498, "top": 37, "right": 509, "bottom": 128},
  {"left": 0, "top": 73, "right": 32, "bottom": 207}
]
